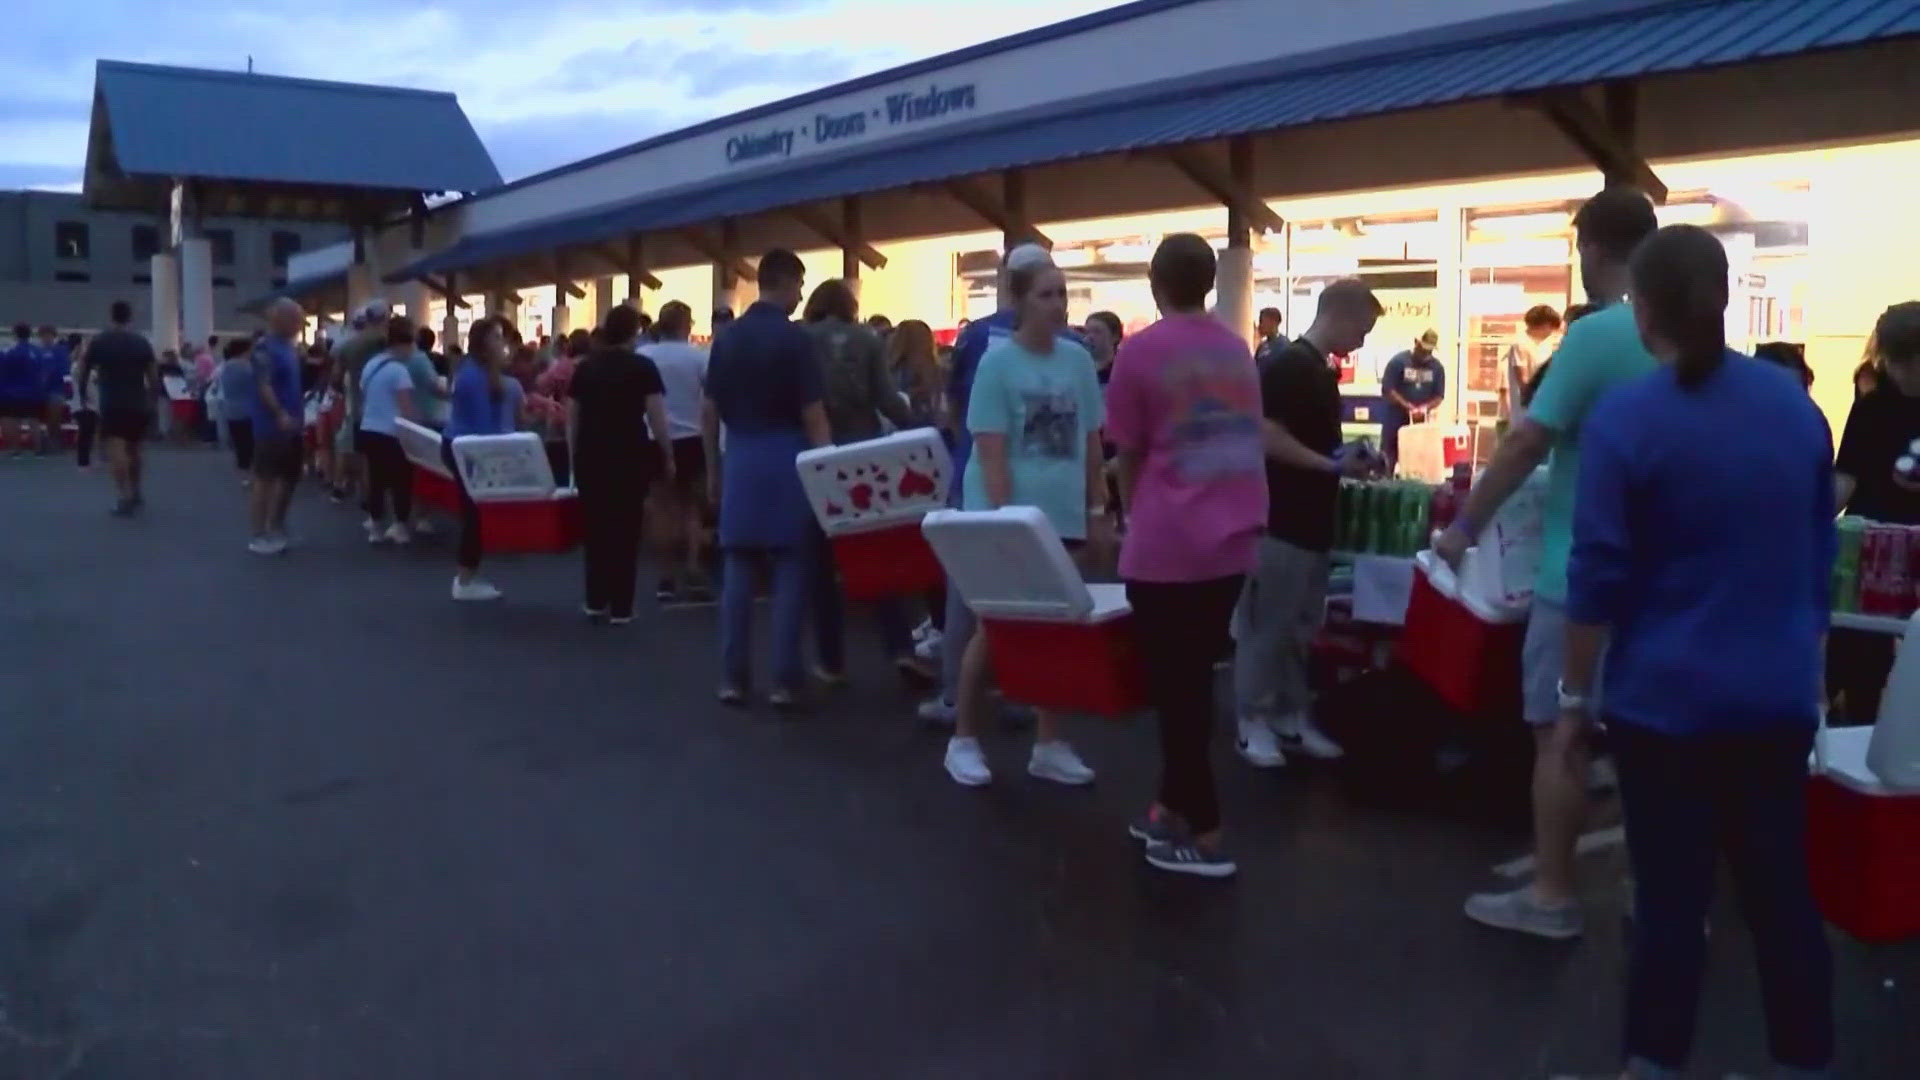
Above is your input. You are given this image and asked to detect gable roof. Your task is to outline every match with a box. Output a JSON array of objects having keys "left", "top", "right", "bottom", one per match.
[{"left": 87, "top": 60, "right": 501, "bottom": 195}]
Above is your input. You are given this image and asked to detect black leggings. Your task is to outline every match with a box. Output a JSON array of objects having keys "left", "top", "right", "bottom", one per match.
[
  {"left": 75, "top": 410, "right": 98, "bottom": 468},
  {"left": 230, "top": 416, "right": 255, "bottom": 472},
  {"left": 578, "top": 461, "right": 646, "bottom": 619},
  {"left": 360, "top": 430, "right": 412, "bottom": 524},
  {"left": 1125, "top": 574, "right": 1245, "bottom": 836},
  {"left": 441, "top": 439, "right": 483, "bottom": 571}
]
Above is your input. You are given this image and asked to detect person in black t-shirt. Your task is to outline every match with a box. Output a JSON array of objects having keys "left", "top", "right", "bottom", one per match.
[
  {"left": 1836, "top": 303, "right": 1920, "bottom": 524},
  {"left": 1230, "top": 279, "right": 1380, "bottom": 769},
  {"left": 567, "top": 304, "right": 675, "bottom": 625},
  {"left": 1831, "top": 302, "right": 1920, "bottom": 720},
  {"left": 74, "top": 300, "right": 158, "bottom": 517}
]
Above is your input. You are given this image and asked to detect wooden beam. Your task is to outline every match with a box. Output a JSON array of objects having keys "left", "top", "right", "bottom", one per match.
[
  {"left": 423, "top": 276, "right": 471, "bottom": 308},
  {"left": 944, "top": 176, "right": 1052, "bottom": 248},
  {"left": 1516, "top": 87, "right": 1667, "bottom": 203},
  {"left": 787, "top": 203, "right": 886, "bottom": 270},
  {"left": 624, "top": 236, "right": 662, "bottom": 294},
  {"left": 1163, "top": 143, "right": 1286, "bottom": 235},
  {"left": 680, "top": 226, "right": 755, "bottom": 282}
]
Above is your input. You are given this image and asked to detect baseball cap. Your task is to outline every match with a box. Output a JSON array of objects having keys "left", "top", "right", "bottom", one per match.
[
  {"left": 358, "top": 299, "right": 392, "bottom": 322},
  {"left": 1416, "top": 329, "right": 1440, "bottom": 349}
]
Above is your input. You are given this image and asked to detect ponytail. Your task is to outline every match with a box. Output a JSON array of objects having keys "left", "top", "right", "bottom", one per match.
[{"left": 1628, "top": 225, "right": 1730, "bottom": 392}]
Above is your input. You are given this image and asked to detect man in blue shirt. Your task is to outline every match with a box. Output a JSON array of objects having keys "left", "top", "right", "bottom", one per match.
[
  {"left": 0, "top": 323, "right": 40, "bottom": 456},
  {"left": 1379, "top": 329, "right": 1446, "bottom": 474},
  {"left": 248, "top": 299, "right": 307, "bottom": 555},
  {"left": 32, "top": 325, "right": 70, "bottom": 454}
]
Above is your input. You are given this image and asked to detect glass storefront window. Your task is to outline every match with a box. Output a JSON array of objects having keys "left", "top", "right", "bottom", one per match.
[{"left": 1287, "top": 212, "right": 1440, "bottom": 403}]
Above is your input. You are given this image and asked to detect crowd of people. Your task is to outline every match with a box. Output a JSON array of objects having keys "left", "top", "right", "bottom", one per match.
[{"left": 28, "top": 181, "right": 1910, "bottom": 1078}]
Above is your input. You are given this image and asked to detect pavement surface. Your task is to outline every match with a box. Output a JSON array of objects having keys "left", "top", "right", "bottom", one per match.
[{"left": 1, "top": 448, "right": 1915, "bottom": 1079}]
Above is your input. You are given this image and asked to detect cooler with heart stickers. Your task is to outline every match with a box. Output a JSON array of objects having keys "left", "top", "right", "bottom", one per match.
[
  {"left": 797, "top": 428, "right": 951, "bottom": 599},
  {"left": 922, "top": 506, "right": 1143, "bottom": 717}
]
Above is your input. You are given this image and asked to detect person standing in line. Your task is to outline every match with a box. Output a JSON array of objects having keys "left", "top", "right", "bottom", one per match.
[
  {"left": 1433, "top": 186, "right": 1660, "bottom": 940},
  {"left": 569, "top": 305, "right": 675, "bottom": 625},
  {"left": 217, "top": 339, "right": 256, "bottom": 483},
  {"left": 641, "top": 301, "right": 715, "bottom": 605},
  {"left": 1504, "top": 304, "right": 1564, "bottom": 421},
  {"left": 247, "top": 299, "right": 308, "bottom": 553},
  {"left": 357, "top": 316, "right": 423, "bottom": 546},
  {"left": 702, "top": 250, "right": 831, "bottom": 711},
  {"left": 1253, "top": 306, "right": 1287, "bottom": 365},
  {"left": 1562, "top": 225, "right": 1834, "bottom": 1080},
  {"left": 1083, "top": 310, "right": 1123, "bottom": 385},
  {"left": 1232, "top": 279, "right": 1381, "bottom": 769},
  {"left": 72, "top": 302, "right": 157, "bottom": 514},
  {"left": 330, "top": 300, "right": 390, "bottom": 505},
  {"left": 802, "top": 278, "right": 925, "bottom": 687},
  {"left": 35, "top": 325, "right": 71, "bottom": 455},
  {"left": 942, "top": 256, "right": 1109, "bottom": 788},
  {"left": 1, "top": 323, "right": 42, "bottom": 456},
  {"left": 917, "top": 244, "right": 1065, "bottom": 726},
  {"left": 443, "top": 316, "right": 527, "bottom": 601},
  {"left": 1379, "top": 329, "right": 1447, "bottom": 475},
  {"left": 886, "top": 319, "right": 945, "bottom": 424},
  {"left": 71, "top": 334, "right": 99, "bottom": 471},
  {"left": 1108, "top": 234, "right": 1268, "bottom": 876}
]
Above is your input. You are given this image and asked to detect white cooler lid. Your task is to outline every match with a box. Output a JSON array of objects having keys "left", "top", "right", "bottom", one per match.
[
  {"left": 797, "top": 428, "right": 952, "bottom": 535},
  {"left": 1817, "top": 724, "right": 1918, "bottom": 797},
  {"left": 396, "top": 418, "right": 449, "bottom": 477},
  {"left": 922, "top": 506, "right": 1100, "bottom": 622},
  {"left": 450, "top": 431, "right": 555, "bottom": 502}
]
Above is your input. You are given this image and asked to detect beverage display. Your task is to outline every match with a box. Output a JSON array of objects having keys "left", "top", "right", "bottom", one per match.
[{"left": 1335, "top": 479, "right": 1439, "bottom": 557}]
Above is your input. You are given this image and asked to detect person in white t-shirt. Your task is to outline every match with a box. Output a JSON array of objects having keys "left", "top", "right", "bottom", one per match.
[{"left": 638, "top": 300, "right": 713, "bottom": 602}]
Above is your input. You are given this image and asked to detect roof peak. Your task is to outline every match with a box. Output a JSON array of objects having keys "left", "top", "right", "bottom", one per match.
[{"left": 94, "top": 59, "right": 459, "bottom": 102}]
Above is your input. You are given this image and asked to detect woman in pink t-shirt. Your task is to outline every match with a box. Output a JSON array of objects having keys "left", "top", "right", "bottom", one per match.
[{"left": 1104, "top": 234, "right": 1268, "bottom": 879}]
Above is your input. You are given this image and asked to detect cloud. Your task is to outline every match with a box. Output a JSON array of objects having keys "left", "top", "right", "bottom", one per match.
[
  {"left": 0, "top": 162, "right": 88, "bottom": 190},
  {"left": 0, "top": 0, "right": 1122, "bottom": 186}
]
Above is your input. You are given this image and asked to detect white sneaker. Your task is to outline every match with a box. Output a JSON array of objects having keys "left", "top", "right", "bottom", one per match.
[
  {"left": 384, "top": 523, "right": 411, "bottom": 546},
  {"left": 247, "top": 536, "right": 286, "bottom": 556},
  {"left": 451, "top": 577, "right": 502, "bottom": 602},
  {"left": 1273, "top": 715, "right": 1345, "bottom": 760},
  {"left": 366, "top": 521, "right": 389, "bottom": 544},
  {"left": 410, "top": 518, "right": 434, "bottom": 536},
  {"left": 944, "top": 736, "right": 992, "bottom": 787},
  {"left": 1236, "top": 719, "right": 1287, "bottom": 768},
  {"left": 911, "top": 618, "right": 934, "bottom": 643},
  {"left": 1027, "top": 740, "right": 1095, "bottom": 786}
]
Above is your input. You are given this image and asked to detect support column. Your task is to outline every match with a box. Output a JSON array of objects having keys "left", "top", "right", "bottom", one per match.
[
  {"left": 1216, "top": 137, "right": 1256, "bottom": 348},
  {"left": 149, "top": 252, "right": 181, "bottom": 355},
  {"left": 400, "top": 280, "right": 433, "bottom": 325},
  {"left": 550, "top": 274, "right": 572, "bottom": 339},
  {"left": 178, "top": 238, "right": 214, "bottom": 348},
  {"left": 442, "top": 310, "right": 462, "bottom": 353},
  {"left": 712, "top": 220, "right": 745, "bottom": 315},
  {"left": 347, "top": 262, "right": 379, "bottom": 312},
  {"left": 593, "top": 277, "right": 615, "bottom": 326}
]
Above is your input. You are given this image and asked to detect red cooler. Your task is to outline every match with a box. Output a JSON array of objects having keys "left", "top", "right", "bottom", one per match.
[
  {"left": 1400, "top": 550, "right": 1527, "bottom": 719},
  {"left": 981, "top": 586, "right": 1143, "bottom": 718},
  {"left": 798, "top": 429, "right": 953, "bottom": 600},
  {"left": 1807, "top": 726, "right": 1920, "bottom": 942},
  {"left": 478, "top": 495, "right": 581, "bottom": 554}
]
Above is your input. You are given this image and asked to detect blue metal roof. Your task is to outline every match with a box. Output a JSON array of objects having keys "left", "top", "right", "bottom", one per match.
[
  {"left": 391, "top": 0, "right": 1919, "bottom": 284},
  {"left": 92, "top": 61, "right": 501, "bottom": 194}
]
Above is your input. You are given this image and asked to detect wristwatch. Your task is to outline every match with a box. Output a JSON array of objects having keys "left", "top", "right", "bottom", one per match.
[{"left": 1556, "top": 679, "right": 1592, "bottom": 714}]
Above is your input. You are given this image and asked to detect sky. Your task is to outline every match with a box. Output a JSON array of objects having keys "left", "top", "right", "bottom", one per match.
[{"left": 0, "top": 0, "right": 1121, "bottom": 192}]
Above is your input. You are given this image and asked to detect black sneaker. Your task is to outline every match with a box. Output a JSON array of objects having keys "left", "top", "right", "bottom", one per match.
[
  {"left": 655, "top": 580, "right": 677, "bottom": 604},
  {"left": 1128, "top": 812, "right": 1182, "bottom": 845},
  {"left": 1144, "top": 839, "right": 1237, "bottom": 879},
  {"left": 110, "top": 498, "right": 137, "bottom": 518}
]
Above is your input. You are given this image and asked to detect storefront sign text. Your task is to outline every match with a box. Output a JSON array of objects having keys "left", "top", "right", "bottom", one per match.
[{"left": 723, "top": 82, "right": 978, "bottom": 166}]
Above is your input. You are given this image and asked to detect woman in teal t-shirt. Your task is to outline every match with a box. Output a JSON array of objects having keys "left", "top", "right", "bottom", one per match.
[{"left": 943, "top": 258, "right": 1108, "bottom": 789}]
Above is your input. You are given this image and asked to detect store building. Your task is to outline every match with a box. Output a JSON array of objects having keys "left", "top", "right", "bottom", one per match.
[
  {"left": 0, "top": 189, "right": 342, "bottom": 335},
  {"left": 281, "top": 0, "right": 1918, "bottom": 430}
]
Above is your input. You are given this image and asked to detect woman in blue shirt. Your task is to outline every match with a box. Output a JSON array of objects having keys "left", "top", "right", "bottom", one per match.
[
  {"left": 1563, "top": 225, "right": 1834, "bottom": 1080},
  {"left": 443, "top": 316, "right": 526, "bottom": 602}
]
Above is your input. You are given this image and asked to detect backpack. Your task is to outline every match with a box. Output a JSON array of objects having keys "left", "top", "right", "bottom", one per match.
[{"left": 818, "top": 326, "right": 872, "bottom": 426}]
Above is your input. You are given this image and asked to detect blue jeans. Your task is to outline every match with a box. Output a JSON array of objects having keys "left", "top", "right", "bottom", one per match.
[
  {"left": 808, "top": 524, "right": 913, "bottom": 674},
  {"left": 1612, "top": 722, "right": 1832, "bottom": 1079},
  {"left": 720, "top": 547, "right": 809, "bottom": 693}
]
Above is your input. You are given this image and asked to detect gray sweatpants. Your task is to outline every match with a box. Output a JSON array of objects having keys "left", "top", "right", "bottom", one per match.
[{"left": 1232, "top": 536, "right": 1329, "bottom": 723}]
